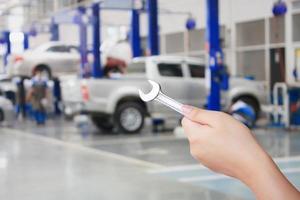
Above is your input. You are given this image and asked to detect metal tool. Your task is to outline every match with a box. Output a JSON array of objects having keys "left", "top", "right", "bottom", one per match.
[{"left": 138, "top": 80, "right": 184, "bottom": 115}]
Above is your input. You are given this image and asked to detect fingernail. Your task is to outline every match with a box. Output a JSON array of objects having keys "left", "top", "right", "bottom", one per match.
[{"left": 182, "top": 105, "right": 193, "bottom": 115}]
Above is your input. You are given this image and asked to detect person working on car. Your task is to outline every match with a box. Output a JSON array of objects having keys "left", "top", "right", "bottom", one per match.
[
  {"left": 103, "top": 57, "right": 127, "bottom": 78},
  {"left": 181, "top": 105, "right": 300, "bottom": 200},
  {"left": 26, "top": 71, "right": 49, "bottom": 125}
]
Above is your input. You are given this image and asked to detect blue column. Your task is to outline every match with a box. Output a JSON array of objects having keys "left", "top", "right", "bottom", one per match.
[
  {"left": 78, "top": 6, "right": 89, "bottom": 78},
  {"left": 3, "top": 31, "right": 11, "bottom": 66},
  {"left": 23, "top": 33, "right": 29, "bottom": 50},
  {"left": 147, "top": 0, "right": 159, "bottom": 55},
  {"left": 206, "top": 0, "right": 222, "bottom": 111},
  {"left": 50, "top": 17, "right": 59, "bottom": 41},
  {"left": 130, "top": 9, "right": 141, "bottom": 57},
  {"left": 92, "top": 3, "right": 102, "bottom": 78}
]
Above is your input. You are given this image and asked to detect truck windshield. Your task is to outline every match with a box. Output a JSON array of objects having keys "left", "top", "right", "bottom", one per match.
[{"left": 127, "top": 62, "right": 146, "bottom": 74}]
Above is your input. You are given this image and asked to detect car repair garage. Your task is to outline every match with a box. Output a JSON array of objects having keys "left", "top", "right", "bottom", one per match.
[{"left": 0, "top": 0, "right": 300, "bottom": 200}]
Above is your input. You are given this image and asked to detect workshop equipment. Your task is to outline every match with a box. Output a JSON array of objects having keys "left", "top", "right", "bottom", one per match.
[
  {"left": 264, "top": 82, "right": 300, "bottom": 128},
  {"left": 206, "top": 0, "right": 229, "bottom": 111}
]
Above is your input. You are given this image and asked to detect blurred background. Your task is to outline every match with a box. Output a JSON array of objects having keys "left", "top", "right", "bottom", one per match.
[{"left": 0, "top": 0, "right": 299, "bottom": 200}]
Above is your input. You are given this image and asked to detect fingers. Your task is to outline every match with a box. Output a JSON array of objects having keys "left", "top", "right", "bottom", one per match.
[
  {"left": 181, "top": 117, "right": 209, "bottom": 141},
  {"left": 182, "top": 105, "right": 219, "bottom": 126}
]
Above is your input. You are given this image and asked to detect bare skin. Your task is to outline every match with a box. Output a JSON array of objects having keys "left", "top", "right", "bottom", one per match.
[{"left": 181, "top": 105, "right": 300, "bottom": 200}]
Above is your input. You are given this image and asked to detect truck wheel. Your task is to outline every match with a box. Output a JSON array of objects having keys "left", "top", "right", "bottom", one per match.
[
  {"left": 91, "top": 115, "right": 114, "bottom": 132},
  {"left": 231, "top": 96, "right": 259, "bottom": 128},
  {"left": 235, "top": 96, "right": 260, "bottom": 119},
  {"left": 115, "top": 102, "right": 145, "bottom": 134}
]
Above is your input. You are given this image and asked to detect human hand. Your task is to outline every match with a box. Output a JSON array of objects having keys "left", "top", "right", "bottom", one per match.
[
  {"left": 181, "top": 105, "right": 300, "bottom": 200},
  {"left": 181, "top": 105, "right": 268, "bottom": 181}
]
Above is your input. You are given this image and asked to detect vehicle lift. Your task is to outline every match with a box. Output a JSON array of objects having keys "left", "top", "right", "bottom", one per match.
[
  {"left": 0, "top": 30, "right": 32, "bottom": 117},
  {"left": 70, "top": 0, "right": 226, "bottom": 122},
  {"left": 174, "top": 0, "right": 228, "bottom": 135},
  {"left": 206, "top": 0, "right": 300, "bottom": 129},
  {"left": 46, "top": 0, "right": 159, "bottom": 115},
  {"left": 10, "top": 0, "right": 227, "bottom": 123},
  {"left": 206, "top": 0, "right": 229, "bottom": 111},
  {"left": 49, "top": 3, "right": 103, "bottom": 114}
]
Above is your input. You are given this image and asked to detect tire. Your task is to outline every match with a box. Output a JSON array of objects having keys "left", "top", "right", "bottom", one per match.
[
  {"left": 231, "top": 96, "right": 260, "bottom": 128},
  {"left": 235, "top": 96, "right": 260, "bottom": 119},
  {"left": 91, "top": 115, "right": 114, "bottom": 132},
  {"left": 114, "top": 102, "right": 145, "bottom": 134}
]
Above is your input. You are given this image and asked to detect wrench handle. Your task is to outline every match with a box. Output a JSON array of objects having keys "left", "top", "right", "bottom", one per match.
[{"left": 155, "top": 92, "right": 184, "bottom": 115}]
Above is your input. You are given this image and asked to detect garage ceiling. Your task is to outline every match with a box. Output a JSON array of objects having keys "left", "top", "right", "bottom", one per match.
[{"left": 0, "top": 0, "right": 204, "bottom": 31}]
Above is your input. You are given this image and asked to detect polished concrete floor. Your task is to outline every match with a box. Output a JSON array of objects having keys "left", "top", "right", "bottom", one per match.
[{"left": 1, "top": 117, "right": 300, "bottom": 200}]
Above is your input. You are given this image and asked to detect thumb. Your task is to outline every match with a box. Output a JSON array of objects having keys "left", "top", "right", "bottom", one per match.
[{"left": 182, "top": 105, "right": 217, "bottom": 126}]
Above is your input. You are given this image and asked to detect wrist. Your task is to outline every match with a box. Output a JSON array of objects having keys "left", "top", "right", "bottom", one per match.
[
  {"left": 242, "top": 150, "right": 273, "bottom": 187},
  {"left": 240, "top": 150, "right": 299, "bottom": 199}
]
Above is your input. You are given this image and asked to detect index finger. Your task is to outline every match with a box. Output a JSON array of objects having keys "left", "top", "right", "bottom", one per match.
[
  {"left": 181, "top": 117, "right": 210, "bottom": 140},
  {"left": 182, "top": 105, "right": 219, "bottom": 126}
]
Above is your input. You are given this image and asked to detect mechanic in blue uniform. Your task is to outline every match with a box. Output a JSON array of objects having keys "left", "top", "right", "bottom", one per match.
[{"left": 26, "top": 71, "right": 49, "bottom": 125}]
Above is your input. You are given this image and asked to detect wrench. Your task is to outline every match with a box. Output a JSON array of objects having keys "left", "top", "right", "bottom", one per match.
[{"left": 138, "top": 80, "right": 184, "bottom": 115}]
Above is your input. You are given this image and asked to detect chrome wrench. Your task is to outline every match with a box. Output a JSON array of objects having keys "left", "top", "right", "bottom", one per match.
[{"left": 138, "top": 80, "right": 184, "bottom": 115}]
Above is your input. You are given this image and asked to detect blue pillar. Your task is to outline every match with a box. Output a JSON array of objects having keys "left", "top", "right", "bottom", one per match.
[
  {"left": 50, "top": 18, "right": 59, "bottom": 41},
  {"left": 3, "top": 31, "right": 11, "bottom": 66},
  {"left": 130, "top": 9, "right": 141, "bottom": 57},
  {"left": 147, "top": 0, "right": 159, "bottom": 55},
  {"left": 91, "top": 3, "right": 102, "bottom": 78},
  {"left": 23, "top": 33, "right": 29, "bottom": 50},
  {"left": 78, "top": 6, "right": 89, "bottom": 78},
  {"left": 206, "top": 0, "right": 222, "bottom": 111}
]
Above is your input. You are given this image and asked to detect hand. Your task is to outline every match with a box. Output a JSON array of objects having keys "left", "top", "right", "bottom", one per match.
[
  {"left": 181, "top": 105, "right": 265, "bottom": 180},
  {"left": 181, "top": 105, "right": 300, "bottom": 200}
]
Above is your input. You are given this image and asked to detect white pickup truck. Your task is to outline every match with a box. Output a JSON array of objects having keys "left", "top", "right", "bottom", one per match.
[{"left": 61, "top": 56, "right": 267, "bottom": 133}]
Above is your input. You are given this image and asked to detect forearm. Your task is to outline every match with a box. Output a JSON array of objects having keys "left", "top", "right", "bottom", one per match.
[{"left": 242, "top": 151, "right": 300, "bottom": 200}]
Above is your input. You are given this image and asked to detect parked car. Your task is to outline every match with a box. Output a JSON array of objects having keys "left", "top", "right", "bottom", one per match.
[
  {"left": 7, "top": 42, "right": 81, "bottom": 78},
  {"left": 61, "top": 56, "right": 268, "bottom": 133}
]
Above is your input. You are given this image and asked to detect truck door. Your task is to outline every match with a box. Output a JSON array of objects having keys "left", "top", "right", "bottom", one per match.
[
  {"left": 183, "top": 63, "right": 207, "bottom": 108},
  {"left": 152, "top": 62, "right": 186, "bottom": 117}
]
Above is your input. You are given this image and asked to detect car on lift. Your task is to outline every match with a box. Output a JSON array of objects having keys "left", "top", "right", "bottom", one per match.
[
  {"left": 7, "top": 41, "right": 81, "bottom": 79},
  {"left": 61, "top": 56, "right": 268, "bottom": 133}
]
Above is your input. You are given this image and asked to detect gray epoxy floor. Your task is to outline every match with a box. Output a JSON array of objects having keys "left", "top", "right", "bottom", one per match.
[
  {"left": 1, "top": 117, "right": 300, "bottom": 200},
  {"left": 13, "top": 118, "right": 300, "bottom": 166},
  {"left": 0, "top": 127, "right": 243, "bottom": 200}
]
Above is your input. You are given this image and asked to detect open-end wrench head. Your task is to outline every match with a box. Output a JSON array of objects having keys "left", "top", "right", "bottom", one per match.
[{"left": 139, "top": 80, "right": 161, "bottom": 102}]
